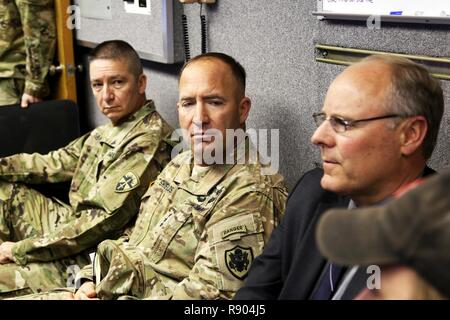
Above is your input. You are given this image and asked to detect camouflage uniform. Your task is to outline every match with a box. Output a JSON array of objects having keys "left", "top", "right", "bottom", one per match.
[
  {"left": 65, "top": 143, "right": 288, "bottom": 300},
  {"left": 0, "top": 0, "right": 56, "bottom": 105},
  {"left": 0, "top": 101, "right": 173, "bottom": 298}
]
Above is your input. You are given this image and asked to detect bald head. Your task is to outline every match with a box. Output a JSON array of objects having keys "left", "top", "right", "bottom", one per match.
[{"left": 331, "top": 59, "right": 394, "bottom": 112}]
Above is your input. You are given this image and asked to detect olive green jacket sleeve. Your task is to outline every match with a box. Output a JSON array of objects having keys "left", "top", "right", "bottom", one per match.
[
  {"left": 0, "top": 133, "right": 87, "bottom": 183},
  {"left": 17, "top": 0, "right": 56, "bottom": 98},
  {"left": 11, "top": 132, "right": 171, "bottom": 265},
  {"left": 74, "top": 234, "right": 131, "bottom": 285},
  {"left": 6, "top": 104, "right": 174, "bottom": 266},
  {"left": 76, "top": 263, "right": 94, "bottom": 284}
]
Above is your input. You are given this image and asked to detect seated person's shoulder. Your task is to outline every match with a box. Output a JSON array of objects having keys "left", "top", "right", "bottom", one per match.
[
  {"left": 290, "top": 167, "right": 324, "bottom": 195},
  {"left": 224, "top": 163, "right": 288, "bottom": 198},
  {"left": 143, "top": 109, "right": 173, "bottom": 131}
]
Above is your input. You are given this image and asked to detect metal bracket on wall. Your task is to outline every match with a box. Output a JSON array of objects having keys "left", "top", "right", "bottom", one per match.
[{"left": 315, "top": 44, "right": 450, "bottom": 81}]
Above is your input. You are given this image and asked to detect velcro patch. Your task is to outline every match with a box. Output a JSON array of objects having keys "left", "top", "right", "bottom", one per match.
[
  {"left": 225, "top": 245, "right": 253, "bottom": 280},
  {"left": 115, "top": 172, "right": 140, "bottom": 193},
  {"left": 221, "top": 225, "right": 247, "bottom": 240}
]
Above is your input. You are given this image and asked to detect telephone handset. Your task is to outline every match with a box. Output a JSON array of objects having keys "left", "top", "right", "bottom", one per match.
[{"left": 179, "top": 0, "right": 215, "bottom": 61}]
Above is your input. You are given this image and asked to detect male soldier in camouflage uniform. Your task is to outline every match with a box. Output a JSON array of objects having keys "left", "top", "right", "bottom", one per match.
[
  {"left": 0, "top": 0, "right": 56, "bottom": 107},
  {"left": 0, "top": 40, "right": 173, "bottom": 298},
  {"left": 18, "top": 52, "right": 288, "bottom": 300}
]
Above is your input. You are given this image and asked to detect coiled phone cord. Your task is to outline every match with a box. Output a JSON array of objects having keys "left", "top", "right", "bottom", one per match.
[
  {"left": 182, "top": 14, "right": 191, "bottom": 61},
  {"left": 200, "top": 3, "right": 207, "bottom": 54}
]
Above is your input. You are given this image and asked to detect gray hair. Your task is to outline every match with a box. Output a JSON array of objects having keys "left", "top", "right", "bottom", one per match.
[{"left": 363, "top": 55, "right": 444, "bottom": 159}]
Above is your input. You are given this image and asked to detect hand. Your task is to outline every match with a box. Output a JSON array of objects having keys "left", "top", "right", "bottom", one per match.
[
  {"left": 20, "top": 93, "right": 42, "bottom": 108},
  {"left": 74, "top": 281, "right": 98, "bottom": 300},
  {"left": 0, "top": 241, "right": 15, "bottom": 264}
]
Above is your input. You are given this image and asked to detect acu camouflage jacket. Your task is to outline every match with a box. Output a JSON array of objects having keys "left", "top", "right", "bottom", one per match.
[
  {"left": 0, "top": 101, "right": 173, "bottom": 265},
  {"left": 78, "top": 146, "right": 288, "bottom": 300}
]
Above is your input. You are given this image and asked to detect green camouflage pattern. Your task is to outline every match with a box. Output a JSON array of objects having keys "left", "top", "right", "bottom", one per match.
[
  {"left": 0, "top": 78, "right": 24, "bottom": 106},
  {"left": 79, "top": 143, "right": 288, "bottom": 300},
  {"left": 0, "top": 101, "right": 174, "bottom": 297},
  {"left": 0, "top": 254, "right": 89, "bottom": 299},
  {"left": 0, "top": 0, "right": 56, "bottom": 104},
  {"left": 9, "top": 288, "right": 76, "bottom": 300}
]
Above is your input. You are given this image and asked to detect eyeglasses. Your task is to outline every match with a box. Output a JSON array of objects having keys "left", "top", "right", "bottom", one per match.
[{"left": 312, "top": 112, "right": 402, "bottom": 133}]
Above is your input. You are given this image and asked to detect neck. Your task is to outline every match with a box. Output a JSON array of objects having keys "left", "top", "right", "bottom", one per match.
[
  {"left": 111, "top": 97, "right": 147, "bottom": 126},
  {"left": 353, "top": 162, "right": 426, "bottom": 207},
  {"left": 136, "top": 95, "right": 147, "bottom": 109}
]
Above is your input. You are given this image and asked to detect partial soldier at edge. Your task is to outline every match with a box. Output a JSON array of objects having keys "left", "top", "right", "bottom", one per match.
[{"left": 0, "top": 0, "right": 56, "bottom": 107}]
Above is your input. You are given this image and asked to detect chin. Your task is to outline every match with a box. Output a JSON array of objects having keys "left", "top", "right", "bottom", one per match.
[
  {"left": 108, "top": 115, "right": 123, "bottom": 125},
  {"left": 320, "top": 174, "right": 342, "bottom": 193},
  {"left": 193, "top": 141, "right": 213, "bottom": 151}
]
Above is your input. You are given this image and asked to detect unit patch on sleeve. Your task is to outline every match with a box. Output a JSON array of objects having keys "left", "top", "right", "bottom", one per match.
[
  {"left": 115, "top": 172, "right": 140, "bottom": 193},
  {"left": 225, "top": 245, "right": 254, "bottom": 280}
]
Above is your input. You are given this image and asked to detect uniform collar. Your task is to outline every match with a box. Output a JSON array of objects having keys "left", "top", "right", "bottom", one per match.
[
  {"left": 172, "top": 138, "right": 256, "bottom": 195},
  {"left": 99, "top": 100, "right": 156, "bottom": 147},
  {"left": 172, "top": 152, "right": 234, "bottom": 196}
]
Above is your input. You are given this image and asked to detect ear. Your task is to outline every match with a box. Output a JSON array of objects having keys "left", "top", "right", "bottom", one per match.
[
  {"left": 399, "top": 116, "right": 428, "bottom": 157},
  {"left": 239, "top": 97, "right": 251, "bottom": 125},
  {"left": 138, "top": 74, "right": 147, "bottom": 94}
]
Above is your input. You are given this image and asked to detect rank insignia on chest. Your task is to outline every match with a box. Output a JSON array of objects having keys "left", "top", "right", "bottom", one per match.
[
  {"left": 225, "top": 245, "right": 253, "bottom": 280},
  {"left": 115, "top": 172, "right": 140, "bottom": 193}
]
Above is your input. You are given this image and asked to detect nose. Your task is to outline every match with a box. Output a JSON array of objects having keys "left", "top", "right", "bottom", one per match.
[
  {"left": 102, "top": 84, "right": 114, "bottom": 103},
  {"left": 311, "top": 120, "right": 335, "bottom": 147},
  {"left": 192, "top": 102, "right": 210, "bottom": 128}
]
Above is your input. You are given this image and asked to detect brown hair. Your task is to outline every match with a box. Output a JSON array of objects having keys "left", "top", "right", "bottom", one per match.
[
  {"left": 179, "top": 52, "right": 246, "bottom": 97},
  {"left": 88, "top": 40, "right": 143, "bottom": 79}
]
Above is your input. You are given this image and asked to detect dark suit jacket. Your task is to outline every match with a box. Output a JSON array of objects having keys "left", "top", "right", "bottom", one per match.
[{"left": 235, "top": 166, "right": 435, "bottom": 300}]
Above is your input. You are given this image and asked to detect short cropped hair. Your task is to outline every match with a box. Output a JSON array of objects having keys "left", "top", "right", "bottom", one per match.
[
  {"left": 88, "top": 40, "right": 143, "bottom": 79},
  {"left": 179, "top": 52, "right": 246, "bottom": 97},
  {"left": 363, "top": 55, "right": 444, "bottom": 159}
]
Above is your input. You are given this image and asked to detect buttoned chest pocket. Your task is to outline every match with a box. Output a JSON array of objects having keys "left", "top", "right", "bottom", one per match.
[
  {"left": 129, "top": 183, "right": 166, "bottom": 240},
  {"left": 75, "top": 143, "right": 102, "bottom": 176},
  {"left": 146, "top": 193, "right": 220, "bottom": 264},
  {"left": 209, "top": 213, "right": 266, "bottom": 292},
  {"left": 94, "top": 146, "right": 122, "bottom": 181},
  {"left": 70, "top": 154, "right": 100, "bottom": 197}
]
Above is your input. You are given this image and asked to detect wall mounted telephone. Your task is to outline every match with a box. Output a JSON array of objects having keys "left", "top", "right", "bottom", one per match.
[{"left": 179, "top": 0, "right": 216, "bottom": 61}]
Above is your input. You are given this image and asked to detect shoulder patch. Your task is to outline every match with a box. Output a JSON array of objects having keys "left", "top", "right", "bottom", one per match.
[
  {"left": 225, "top": 245, "right": 254, "bottom": 280},
  {"left": 222, "top": 225, "right": 247, "bottom": 240},
  {"left": 115, "top": 172, "right": 140, "bottom": 193}
]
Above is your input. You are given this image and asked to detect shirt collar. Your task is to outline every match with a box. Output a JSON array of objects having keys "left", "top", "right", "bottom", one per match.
[
  {"left": 172, "top": 137, "right": 256, "bottom": 195},
  {"left": 99, "top": 100, "right": 155, "bottom": 147},
  {"left": 173, "top": 153, "right": 234, "bottom": 196}
]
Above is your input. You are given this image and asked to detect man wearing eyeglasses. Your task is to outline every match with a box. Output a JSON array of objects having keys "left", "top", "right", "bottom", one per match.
[{"left": 235, "top": 55, "right": 445, "bottom": 300}]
